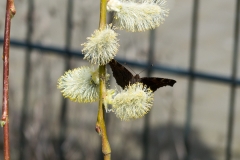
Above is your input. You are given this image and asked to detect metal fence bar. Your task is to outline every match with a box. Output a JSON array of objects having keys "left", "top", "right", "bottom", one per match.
[
  {"left": 142, "top": 29, "right": 156, "bottom": 160},
  {"left": 226, "top": 0, "right": 240, "bottom": 160},
  {"left": 0, "top": 39, "right": 81, "bottom": 55},
  {"left": 58, "top": 0, "right": 74, "bottom": 159},
  {"left": 19, "top": 0, "right": 34, "bottom": 159},
  {"left": 1, "top": 39, "right": 240, "bottom": 85},
  {"left": 184, "top": 0, "right": 199, "bottom": 159}
]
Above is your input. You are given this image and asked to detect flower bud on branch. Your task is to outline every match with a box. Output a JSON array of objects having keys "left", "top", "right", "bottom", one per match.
[
  {"left": 107, "top": 0, "right": 169, "bottom": 32},
  {"left": 111, "top": 83, "right": 154, "bottom": 121},
  {"left": 82, "top": 25, "right": 119, "bottom": 65},
  {"left": 58, "top": 67, "right": 109, "bottom": 103}
]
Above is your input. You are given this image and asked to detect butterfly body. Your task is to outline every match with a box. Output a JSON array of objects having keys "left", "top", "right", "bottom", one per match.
[
  {"left": 109, "top": 59, "right": 176, "bottom": 92},
  {"left": 130, "top": 74, "right": 141, "bottom": 84}
]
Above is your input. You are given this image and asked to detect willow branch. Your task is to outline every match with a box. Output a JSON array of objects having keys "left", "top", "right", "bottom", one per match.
[
  {"left": 95, "top": 0, "right": 111, "bottom": 160},
  {"left": 1, "top": 0, "right": 16, "bottom": 160}
]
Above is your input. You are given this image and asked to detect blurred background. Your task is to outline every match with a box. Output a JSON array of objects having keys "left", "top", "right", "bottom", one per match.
[{"left": 0, "top": 0, "right": 240, "bottom": 160}]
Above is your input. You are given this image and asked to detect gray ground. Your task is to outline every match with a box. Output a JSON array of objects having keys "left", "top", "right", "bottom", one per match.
[{"left": 0, "top": 0, "right": 239, "bottom": 160}]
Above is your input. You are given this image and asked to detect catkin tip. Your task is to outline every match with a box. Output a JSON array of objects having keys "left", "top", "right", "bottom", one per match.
[
  {"left": 82, "top": 25, "right": 119, "bottom": 65},
  {"left": 109, "top": 0, "right": 169, "bottom": 32},
  {"left": 112, "top": 83, "right": 154, "bottom": 121},
  {"left": 57, "top": 67, "right": 100, "bottom": 103}
]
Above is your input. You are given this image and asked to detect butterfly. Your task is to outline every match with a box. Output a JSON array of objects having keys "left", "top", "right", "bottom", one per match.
[{"left": 108, "top": 59, "right": 176, "bottom": 92}]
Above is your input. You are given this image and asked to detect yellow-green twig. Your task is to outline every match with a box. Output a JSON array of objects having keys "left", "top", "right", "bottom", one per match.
[{"left": 95, "top": 0, "right": 111, "bottom": 160}]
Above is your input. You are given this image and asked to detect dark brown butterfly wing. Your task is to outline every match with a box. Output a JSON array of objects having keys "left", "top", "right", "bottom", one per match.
[
  {"left": 108, "top": 59, "right": 133, "bottom": 89},
  {"left": 109, "top": 59, "right": 177, "bottom": 91},
  {"left": 140, "top": 77, "right": 176, "bottom": 92}
]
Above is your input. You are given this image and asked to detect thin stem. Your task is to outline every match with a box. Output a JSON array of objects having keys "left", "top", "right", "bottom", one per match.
[
  {"left": 1, "top": 0, "right": 16, "bottom": 160},
  {"left": 99, "top": 0, "right": 107, "bottom": 30},
  {"left": 96, "top": 66, "right": 111, "bottom": 160},
  {"left": 95, "top": 0, "right": 111, "bottom": 160}
]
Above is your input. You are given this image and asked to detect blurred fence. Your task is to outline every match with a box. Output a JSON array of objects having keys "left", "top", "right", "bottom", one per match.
[{"left": 0, "top": 0, "right": 240, "bottom": 160}]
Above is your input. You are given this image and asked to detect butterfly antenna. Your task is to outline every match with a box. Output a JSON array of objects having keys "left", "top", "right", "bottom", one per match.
[
  {"left": 122, "top": 61, "right": 154, "bottom": 75},
  {"left": 124, "top": 62, "right": 137, "bottom": 74},
  {"left": 138, "top": 64, "right": 154, "bottom": 75}
]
